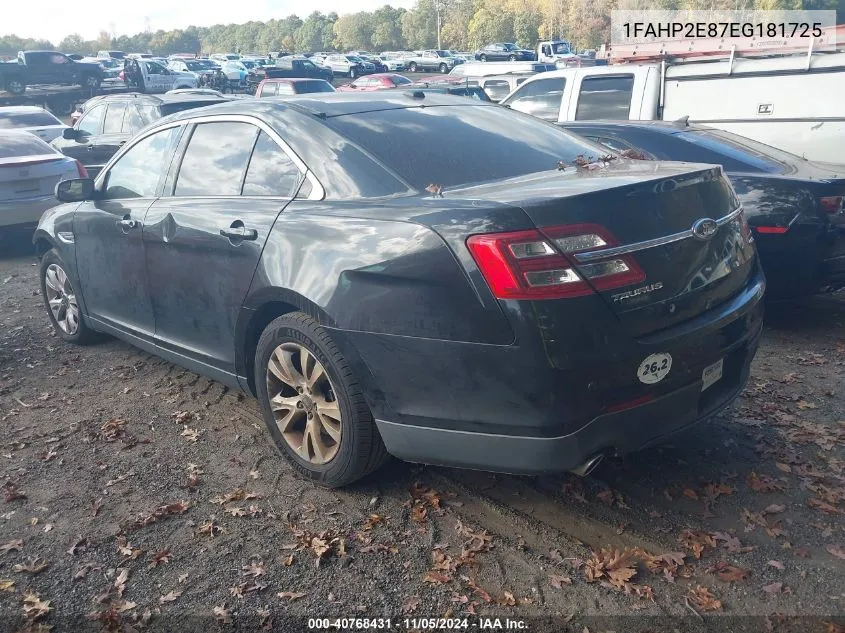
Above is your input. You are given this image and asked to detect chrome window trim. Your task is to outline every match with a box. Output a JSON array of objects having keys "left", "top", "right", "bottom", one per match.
[
  {"left": 573, "top": 206, "right": 743, "bottom": 263},
  {"left": 94, "top": 113, "right": 325, "bottom": 201}
]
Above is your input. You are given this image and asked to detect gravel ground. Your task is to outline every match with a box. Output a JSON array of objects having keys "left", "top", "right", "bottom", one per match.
[{"left": 0, "top": 241, "right": 844, "bottom": 633}]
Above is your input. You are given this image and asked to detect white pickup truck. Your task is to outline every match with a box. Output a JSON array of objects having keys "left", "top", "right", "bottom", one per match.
[
  {"left": 123, "top": 59, "right": 198, "bottom": 93},
  {"left": 502, "top": 49, "right": 845, "bottom": 163}
]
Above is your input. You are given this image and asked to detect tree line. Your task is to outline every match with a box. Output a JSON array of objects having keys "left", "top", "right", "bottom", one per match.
[{"left": 2, "top": 0, "right": 843, "bottom": 58}]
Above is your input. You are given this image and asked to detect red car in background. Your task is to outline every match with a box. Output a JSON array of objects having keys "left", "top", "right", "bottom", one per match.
[{"left": 337, "top": 73, "right": 412, "bottom": 91}]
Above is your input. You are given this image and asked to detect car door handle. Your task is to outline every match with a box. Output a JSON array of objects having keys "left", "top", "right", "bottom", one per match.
[
  {"left": 220, "top": 226, "right": 258, "bottom": 241},
  {"left": 117, "top": 218, "right": 140, "bottom": 230}
]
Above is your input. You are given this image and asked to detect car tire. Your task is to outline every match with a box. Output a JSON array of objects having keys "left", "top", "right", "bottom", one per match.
[
  {"left": 349, "top": 68, "right": 357, "bottom": 79},
  {"left": 509, "top": 54, "right": 517, "bottom": 61},
  {"left": 479, "top": 55, "right": 487, "bottom": 62},
  {"left": 408, "top": 62, "right": 417, "bottom": 72},
  {"left": 439, "top": 63, "right": 448, "bottom": 73},
  {"left": 5, "top": 77, "right": 26, "bottom": 94},
  {"left": 255, "top": 312, "right": 389, "bottom": 488},
  {"left": 40, "top": 249, "right": 98, "bottom": 345},
  {"left": 82, "top": 74, "right": 101, "bottom": 89}
]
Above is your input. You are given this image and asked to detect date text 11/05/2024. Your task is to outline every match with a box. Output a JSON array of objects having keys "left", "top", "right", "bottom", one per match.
[
  {"left": 307, "top": 618, "right": 529, "bottom": 630},
  {"left": 622, "top": 21, "right": 824, "bottom": 38}
]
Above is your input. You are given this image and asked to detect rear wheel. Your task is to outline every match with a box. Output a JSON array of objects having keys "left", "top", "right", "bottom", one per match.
[
  {"left": 349, "top": 67, "right": 358, "bottom": 79},
  {"left": 82, "top": 74, "right": 101, "bottom": 89},
  {"left": 40, "top": 249, "right": 97, "bottom": 345},
  {"left": 479, "top": 55, "right": 487, "bottom": 62},
  {"left": 509, "top": 54, "right": 517, "bottom": 61},
  {"left": 408, "top": 62, "right": 418, "bottom": 72},
  {"left": 255, "top": 312, "right": 388, "bottom": 487},
  {"left": 439, "top": 63, "right": 448, "bottom": 73},
  {"left": 6, "top": 77, "right": 25, "bottom": 94}
]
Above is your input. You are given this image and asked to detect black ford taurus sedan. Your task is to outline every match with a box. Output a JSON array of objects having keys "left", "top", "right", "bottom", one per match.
[
  {"left": 34, "top": 94, "right": 764, "bottom": 487},
  {"left": 558, "top": 120, "right": 845, "bottom": 301}
]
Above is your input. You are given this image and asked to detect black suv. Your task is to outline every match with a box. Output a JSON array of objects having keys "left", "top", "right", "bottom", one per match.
[
  {"left": 52, "top": 93, "right": 226, "bottom": 177},
  {"left": 474, "top": 43, "right": 535, "bottom": 62}
]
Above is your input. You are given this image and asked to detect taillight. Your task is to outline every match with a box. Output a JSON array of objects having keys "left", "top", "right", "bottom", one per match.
[
  {"left": 75, "top": 160, "right": 88, "bottom": 178},
  {"left": 820, "top": 196, "right": 844, "bottom": 214},
  {"left": 466, "top": 224, "right": 644, "bottom": 300}
]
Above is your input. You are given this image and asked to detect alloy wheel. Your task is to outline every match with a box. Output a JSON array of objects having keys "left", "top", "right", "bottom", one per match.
[
  {"left": 44, "top": 263, "right": 80, "bottom": 335},
  {"left": 8, "top": 79, "right": 25, "bottom": 94},
  {"left": 266, "top": 342, "right": 342, "bottom": 465}
]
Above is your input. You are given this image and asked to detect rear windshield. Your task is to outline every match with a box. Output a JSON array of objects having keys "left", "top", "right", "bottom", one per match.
[
  {"left": 0, "top": 134, "right": 56, "bottom": 159},
  {"left": 0, "top": 110, "right": 61, "bottom": 128},
  {"left": 298, "top": 81, "right": 335, "bottom": 93},
  {"left": 684, "top": 129, "right": 794, "bottom": 173},
  {"left": 157, "top": 100, "right": 226, "bottom": 117},
  {"left": 323, "top": 104, "right": 604, "bottom": 190}
]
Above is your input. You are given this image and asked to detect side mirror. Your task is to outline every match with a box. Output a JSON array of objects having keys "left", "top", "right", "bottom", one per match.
[
  {"left": 56, "top": 178, "right": 95, "bottom": 202},
  {"left": 62, "top": 127, "right": 77, "bottom": 140}
]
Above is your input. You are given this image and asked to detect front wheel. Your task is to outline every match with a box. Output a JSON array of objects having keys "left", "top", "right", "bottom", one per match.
[
  {"left": 5, "top": 77, "right": 26, "bottom": 94},
  {"left": 408, "top": 62, "right": 417, "bottom": 72},
  {"left": 479, "top": 55, "right": 487, "bottom": 62},
  {"left": 255, "top": 312, "right": 388, "bottom": 487},
  {"left": 509, "top": 54, "right": 517, "bottom": 61},
  {"left": 439, "top": 63, "right": 448, "bottom": 73},
  {"left": 82, "top": 74, "right": 101, "bottom": 89},
  {"left": 349, "top": 67, "right": 357, "bottom": 79},
  {"left": 40, "top": 249, "right": 97, "bottom": 345}
]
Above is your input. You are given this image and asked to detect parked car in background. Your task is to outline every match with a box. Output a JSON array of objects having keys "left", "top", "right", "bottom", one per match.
[
  {"left": 377, "top": 54, "right": 406, "bottom": 72},
  {"left": 404, "top": 50, "right": 461, "bottom": 73},
  {"left": 323, "top": 54, "right": 373, "bottom": 78},
  {"left": 35, "top": 93, "right": 763, "bottom": 487},
  {"left": 4, "top": 51, "right": 103, "bottom": 92},
  {"left": 465, "top": 73, "right": 534, "bottom": 102},
  {"left": 0, "top": 106, "right": 69, "bottom": 142},
  {"left": 251, "top": 55, "right": 333, "bottom": 90},
  {"left": 474, "top": 43, "right": 535, "bottom": 62},
  {"left": 0, "top": 130, "right": 85, "bottom": 238},
  {"left": 558, "top": 120, "right": 845, "bottom": 300},
  {"left": 450, "top": 61, "right": 555, "bottom": 77},
  {"left": 220, "top": 60, "right": 250, "bottom": 88},
  {"left": 168, "top": 58, "right": 218, "bottom": 85},
  {"left": 256, "top": 78, "right": 335, "bottom": 96},
  {"left": 210, "top": 53, "right": 241, "bottom": 62},
  {"left": 350, "top": 53, "right": 387, "bottom": 72},
  {"left": 403, "top": 79, "right": 491, "bottom": 100},
  {"left": 338, "top": 74, "right": 412, "bottom": 91},
  {"left": 52, "top": 93, "right": 226, "bottom": 177},
  {"left": 97, "top": 50, "right": 126, "bottom": 61},
  {"left": 123, "top": 58, "right": 198, "bottom": 93}
]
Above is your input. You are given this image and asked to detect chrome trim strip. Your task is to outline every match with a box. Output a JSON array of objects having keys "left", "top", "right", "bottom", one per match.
[
  {"left": 574, "top": 207, "right": 743, "bottom": 263},
  {"left": 57, "top": 231, "right": 74, "bottom": 244}
]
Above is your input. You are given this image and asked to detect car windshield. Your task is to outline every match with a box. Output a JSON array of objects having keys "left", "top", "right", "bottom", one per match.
[
  {"left": 435, "top": 50, "right": 450, "bottom": 57},
  {"left": 184, "top": 61, "right": 207, "bottom": 70},
  {"left": 298, "top": 60, "right": 316, "bottom": 68},
  {"left": 241, "top": 61, "right": 256, "bottom": 69},
  {"left": 503, "top": 44, "right": 518, "bottom": 50},
  {"left": 346, "top": 56, "right": 362, "bottom": 62},
  {"left": 299, "top": 81, "right": 336, "bottom": 93},
  {"left": 393, "top": 76, "right": 413, "bottom": 85},
  {"left": 683, "top": 129, "right": 791, "bottom": 172},
  {"left": 323, "top": 104, "right": 605, "bottom": 190},
  {"left": 0, "top": 110, "right": 62, "bottom": 128},
  {"left": 0, "top": 133, "right": 56, "bottom": 158},
  {"left": 552, "top": 42, "right": 571, "bottom": 54}
]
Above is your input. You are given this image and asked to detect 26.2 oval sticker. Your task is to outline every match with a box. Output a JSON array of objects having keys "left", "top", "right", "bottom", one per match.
[{"left": 638, "top": 353, "right": 672, "bottom": 384}]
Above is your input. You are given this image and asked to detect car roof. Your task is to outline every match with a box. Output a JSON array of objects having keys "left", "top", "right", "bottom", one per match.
[
  {"left": 264, "top": 78, "right": 328, "bottom": 84},
  {"left": 559, "top": 120, "right": 705, "bottom": 133},
  {"left": 0, "top": 105, "right": 53, "bottom": 114},
  {"left": 164, "top": 91, "right": 488, "bottom": 123}
]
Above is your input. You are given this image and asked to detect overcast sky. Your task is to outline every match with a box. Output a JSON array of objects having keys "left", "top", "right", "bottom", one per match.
[{"left": 7, "top": 0, "right": 417, "bottom": 43}]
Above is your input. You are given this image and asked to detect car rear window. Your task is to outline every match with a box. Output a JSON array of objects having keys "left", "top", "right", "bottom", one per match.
[
  {"left": 299, "top": 81, "right": 335, "bottom": 93},
  {"left": 0, "top": 110, "right": 61, "bottom": 128},
  {"left": 323, "top": 104, "right": 605, "bottom": 190},
  {"left": 157, "top": 100, "right": 226, "bottom": 117},
  {"left": 0, "top": 133, "right": 57, "bottom": 158}
]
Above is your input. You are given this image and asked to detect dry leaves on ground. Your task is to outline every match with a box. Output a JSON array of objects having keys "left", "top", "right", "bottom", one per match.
[
  {"left": 687, "top": 585, "right": 722, "bottom": 612},
  {"left": 122, "top": 501, "right": 190, "bottom": 532}
]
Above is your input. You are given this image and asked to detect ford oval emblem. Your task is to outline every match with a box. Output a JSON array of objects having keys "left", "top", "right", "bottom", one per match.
[{"left": 691, "top": 218, "right": 718, "bottom": 241}]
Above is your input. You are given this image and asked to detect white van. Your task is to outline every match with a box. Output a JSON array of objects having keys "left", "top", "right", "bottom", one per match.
[{"left": 500, "top": 51, "right": 845, "bottom": 163}]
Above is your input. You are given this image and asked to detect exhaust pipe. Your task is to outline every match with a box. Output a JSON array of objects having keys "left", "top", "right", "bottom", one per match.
[{"left": 569, "top": 454, "right": 604, "bottom": 477}]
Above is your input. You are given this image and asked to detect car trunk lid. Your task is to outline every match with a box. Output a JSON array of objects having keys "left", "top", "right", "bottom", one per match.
[
  {"left": 0, "top": 155, "right": 69, "bottom": 201},
  {"left": 455, "top": 161, "right": 756, "bottom": 337}
]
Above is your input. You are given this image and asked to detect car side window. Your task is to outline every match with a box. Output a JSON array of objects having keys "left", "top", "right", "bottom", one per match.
[
  {"left": 147, "top": 62, "right": 164, "bottom": 75},
  {"left": 259, "top": 83, "right": 277, "bottom": 97},
  {"left": 77, "top": 104, "right": 106, "bottom": 135},
  {"left": 50, "top": 54, "right": 68, "bottom": 65},
  {"left": 503, "top": 77, "right": 565, "bottom": 121},
  {"left": 575, "top": 75, "right": 635, "bottom": 120},
  {"left": 103, "top": 103, "right": 126, "bottom": 134},
  {"left": 277, "top": 83, "right": 294, "bottom": 95},
  {"left": 482, "top": 80, "right": 511, "bottom": 101},
  {"left": 175, "top": 122, "right": 259, "bottom": 197},
  {"left": 122, "top": 105, "right": 143, "bottom": 133},
  {"left": 102, "top": 126, "right": 181, "bottom": 199},
  {"left": 242, "top": 131, "right": 302, "bottom": 197}
]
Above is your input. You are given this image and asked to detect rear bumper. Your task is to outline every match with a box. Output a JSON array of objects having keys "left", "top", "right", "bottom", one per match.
[
  {"left": 0, "top": 194, "right": 55, "bottom": 229},
  {"left": 330, "top": 270, "right": 765, "bottom": 474}
]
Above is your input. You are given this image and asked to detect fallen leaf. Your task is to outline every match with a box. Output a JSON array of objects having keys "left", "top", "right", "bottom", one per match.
[
  {"left": 763, "top": 504, "right": 786, "bottom": 515},
  {"left": 278, "top": 591, "right": 307, "bottom": 601},
  {"left": 91, "top": 498, "right": 103, "bottom": 517},
  {"left": 549, "top": 573, "right": 572, "bottom": 588},
  {"left": 148, "top": 548, "right": 172, "bottom": 569},
  {"left": 706, "top": 561, "right": 750, "bottom": 583},
  {"left": 402, "top": 595, "right": 421, "bottom": 614},
  {"left": 114, "top": 568, "right": 129, "bottom": 596},
  {"left": 181, "top": 426, "right": 200, "bottom": 442},
  {"left": 159, "top": 589, "right": 183, "bottom": 604},
  {"left": 767, "top": 560, "right": 785, "bottom": 570},
  {"left": 242, "top": 560, "right": 266, "bottom": 578},
  {"left": 211, "top": 489, "right": 259, "bottom": 505},
  {"left": 497, "top": 590, "right": 516, "bottom": 606},
  {"left": 683, "top": 488, "right": 700, "bottom": 501},
  {"left": 283, "top": 555, "right": 294, "bottom": 566},
  {"left": 687, "top": 585, "right": 722, "bottom": 611},
  {"left": 22, "top": 591, "right": 51, "bottom": 620},
  {"left": 411, "top": 504, "right": 427, "bottom": 523},
  {"left": 763, "top": 582, "right": 783, "bottom": 594},
  {"left": 0, "top": 539, "right": 23, "bottom": 555},
  {"left": 775, "top": 462, "right": 792, "bottom": 473},
  {"left": 213, "top": 606, "right": 231, "bottom": 624},
  {"left": 0, "top": 579, "right": 14, "bottom": 591},
  {"left": 424, "top": 570, "right": 452, "bottom": 585},
  {"left": 171, "top": 411, "right": 194, "bottom": 423},
  {"left": 826, "top": 545, "right": 845, "bottom": 560},
  {"left": 13, "top": 558, "right": 48, "bottom": 574}
]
